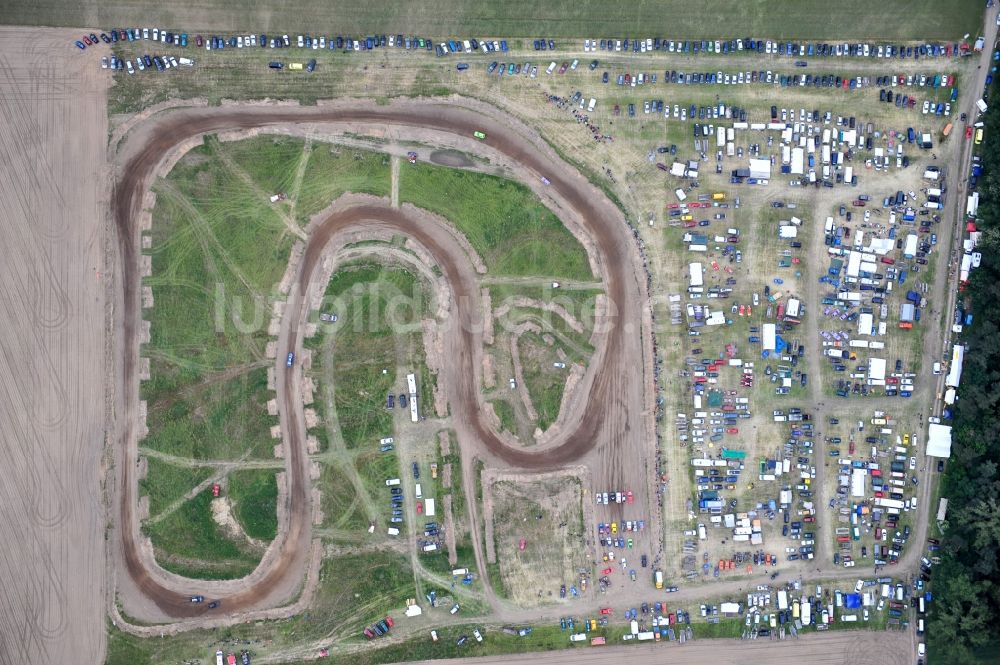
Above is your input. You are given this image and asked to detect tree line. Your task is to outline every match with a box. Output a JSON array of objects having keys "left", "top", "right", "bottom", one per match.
[{"left": 928, "top": 73, "right": 1000, "bottom": 664}]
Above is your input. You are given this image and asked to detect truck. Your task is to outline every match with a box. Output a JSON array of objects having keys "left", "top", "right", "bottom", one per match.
[{"left": 654, "top": 569, "right": 664, "bottom": 589}]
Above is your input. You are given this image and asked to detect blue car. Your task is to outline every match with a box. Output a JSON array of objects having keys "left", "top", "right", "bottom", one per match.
[
  {"left": 75, "top": 40, "right": 86, "bottom": 50},
  {"left": 286, "top": 352, "right": 295, "bottom": 367}
]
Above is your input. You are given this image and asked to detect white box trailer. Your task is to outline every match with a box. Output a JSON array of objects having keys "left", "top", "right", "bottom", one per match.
[
  {"left": 425, "top": 497, "right": 436, "bottom": 517},
  {"left": 720, "top": 602, "right": 742, "bottom": 615},
  {"left": 717, "top": 126, "right": 726, "bottom": 147},
  {"left": 588, "top": 98, "right": 596, "bottom": 112}
]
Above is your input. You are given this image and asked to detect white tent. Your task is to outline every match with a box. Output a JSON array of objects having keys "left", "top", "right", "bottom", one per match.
[
  {"left": 749, "top": 158, "right": 771, "bottom": 179},
  {"left": 790, "top": 149, "right": 804, "bottom": 175},
  {"left": 851, "top": 468, "right": 866, "bottom": 497},
  {"left": 926, "top": 423, "right": 953, "bottom": 458},
  {"left": 763, "top": 323, "right": 776, "bottom": 351},
  {"left": 868, "top": 358, "right": 886, "bottom": 381},
  {"left": 689, "top": 262, "right": 704, "bottom": 287},
  {"left": 858, "top": 313, "right": 873, "bottom": 336}
]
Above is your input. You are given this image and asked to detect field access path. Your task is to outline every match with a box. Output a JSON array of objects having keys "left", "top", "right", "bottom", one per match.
[{"left": 111, "top": 97, "right": 654, "bottom": 623}]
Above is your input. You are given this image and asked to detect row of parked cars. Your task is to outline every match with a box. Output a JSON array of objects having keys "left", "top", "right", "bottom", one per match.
[
  {"left": 608, "top": 68, "right": 956, "bottom": 93},
  {"left": 75, "top": 27, "right": 191, "bottom": 50},
  {"left": 582, "top": 37, "right": 968, "bottom": 60},
  {"left": 101, "top": 53, "right": 191, "bottom": 73}
]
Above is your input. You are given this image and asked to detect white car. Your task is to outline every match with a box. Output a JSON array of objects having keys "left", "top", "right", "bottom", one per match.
[
  {"left": 125, "top": 60, "right": 134, "bottom": 74},
  {"left": 297, "top": 34, "right": 304, "bottom": 48},
  {"left": 101, "top": 56, "right": 108, "bottom": 69},
  {"left": 918, "top": 643, "right": 926, "bottom": 657},
  {"left": 922, "top": 100, "right": 930, "bottom": 114},
  {"left": 910, "top": 457, "right": 916, "bottom": 470},
  {"left": 450, "top": 603, "right": 460, "bottom": 615},
  {"left": 473, "top": 629, "right": 483, "bottom": 643},
  {"left": 136, "top": 57, "right": 144, "bottom": 71},
  {"left": 431, "top": 630, "right": 439, "bottom": 642}
]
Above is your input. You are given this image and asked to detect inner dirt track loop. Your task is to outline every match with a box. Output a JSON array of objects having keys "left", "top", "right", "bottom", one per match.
[{"left": 113, "top": 101, "right": 648, "bottom": 617}]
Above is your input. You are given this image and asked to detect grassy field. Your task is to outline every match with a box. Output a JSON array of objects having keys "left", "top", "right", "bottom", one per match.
[
  {"left": 319, "top": 462, "right": 370, "bottom": 532},
  {"left": 138, "top": 456, "right": 212, "bottom": 518},
  {"left": 6, "top": 0, "right": 984, "bottom": 40},
  {"left": 315, "top": 263, "right": 427, "bottom": 449},
  {"left": 104, "top": 552, "right": 416, "bottom": 664},
  {"left": 143, "top": 365, "right": 276, "bottom": 460},
  {"left": 145, "top": 488, "right": 261, "bottom": 580},
  {"left": 296, "top": 145, "right": 391, "bottom": 224},
  {"left": 490, "top": 478, "right": 586, "bottom": 606},
  {"left": 227, "top": 469, "right": 279, "bottom": 540},
  {"left": 518, "top": 332, "right": 570, "bottom": 431},
  {"left": 399, "top": 163, "right": 593, "bottom": 280},
  {"left": 141, "top": 137, "right": 389, "bottom": 572},
  {"left": 490, "top": 398, "right": 517, "bottom": 434}
]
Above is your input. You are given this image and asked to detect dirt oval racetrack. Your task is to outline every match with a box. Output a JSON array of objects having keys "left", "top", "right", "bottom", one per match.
[{"left": 113, "top": 100, "right": 649, "bottom": 618}]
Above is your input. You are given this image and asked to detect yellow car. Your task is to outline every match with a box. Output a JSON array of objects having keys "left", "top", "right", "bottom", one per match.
[
  {"left": 680, "top": 214, "right": 693, "bottom": 221},
  {"left": 288, "top": 62, "right": 303, "bottom": 70},
  {"left": 611, "top": 522, "right": 618, "bottom": 534},
  {"left": 975, "top": 128, "right": 983, "bottom": 145},
  {"left": 903, "top": 434, "right": 910, "bottom": 446}
]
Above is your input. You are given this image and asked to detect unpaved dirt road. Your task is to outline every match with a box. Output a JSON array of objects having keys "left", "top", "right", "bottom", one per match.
[
  {"left": 0, "top": 27, "right": 109, "bottom": 665},
  {"left": 409, "top": 630, "right": 911, "bottom": 665},
  {"left": 112, "top": 99, "right": 652, "bottom": 620}
]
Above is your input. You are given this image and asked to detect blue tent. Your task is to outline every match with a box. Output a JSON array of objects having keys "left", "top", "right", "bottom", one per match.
[{"left": 845, "top": 593, "right": 862, "bottom": 609}]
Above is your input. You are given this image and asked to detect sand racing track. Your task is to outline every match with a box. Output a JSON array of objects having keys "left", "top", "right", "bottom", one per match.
[{"left": 112, "top": 98, "right": 653, "bottom": 621}]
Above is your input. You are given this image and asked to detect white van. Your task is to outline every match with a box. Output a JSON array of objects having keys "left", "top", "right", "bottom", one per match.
[
  {"left": 385, "top": 478, "right": 401, "bottom": 486},
  {"left": 387, "top": 527, "right": 400, "bottom": 536},
  {"left": 415, "top": 483, "right": 422, "bottom": 499},
  {"left": 452, "top": 568, "right": 469, "bottom": 576}
]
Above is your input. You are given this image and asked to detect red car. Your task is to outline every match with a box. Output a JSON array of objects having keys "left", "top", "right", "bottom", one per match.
[
  {"left": 602, "top": 567, "right": 613, "bottom": 575},
  {"left": 600, "top": 607, "right": 613, "bottom": 615},
  {"left": 966, "top": 126, "right": 974, "bottom": 139},
  {"left": 82, "top": 35, "right": 92, "bottom": 45},
  {"left": 626, "top": 491, "right": 634, "bottom": 505},
  {"left": 212, "top": 483, "right": 221, "bottom": 497},
  {"left": 385, "top": 616, "right": 394, "bottom": 628},
  {"left": 416, "top": 501, "right": 423, "bottom": 514},
  {"left": 727, "top": 428, "right": 739, "bottom": 434}
]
